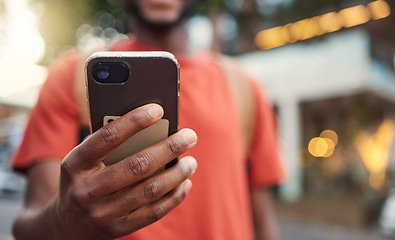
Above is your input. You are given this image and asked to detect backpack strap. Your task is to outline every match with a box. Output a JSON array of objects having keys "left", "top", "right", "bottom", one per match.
[{"left": 216, "top": 54, "right": 255, "bottom": 155}]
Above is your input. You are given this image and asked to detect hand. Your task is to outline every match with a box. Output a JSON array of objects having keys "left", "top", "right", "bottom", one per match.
[{"left": 50, "top": 104, "right": 197, "bottom": 240}]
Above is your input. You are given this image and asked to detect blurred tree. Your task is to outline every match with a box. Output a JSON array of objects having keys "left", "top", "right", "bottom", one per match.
[
  {"left": 34, "top": 0, "right": 386, "bottom": 60},
  {"left": 35, "top": 0, "right": 225, "bottom": 63},
  {"left": 34, "top": 0, "right": 125, "bottom": 64}
]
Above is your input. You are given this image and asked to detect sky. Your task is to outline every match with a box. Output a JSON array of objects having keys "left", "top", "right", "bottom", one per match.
[{"left": 0, "top": 0, "right": 47, "bottom": 101}]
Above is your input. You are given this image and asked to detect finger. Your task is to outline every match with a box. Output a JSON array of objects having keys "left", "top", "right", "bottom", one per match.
[
  {"left": 99, "top": 156, "right": 197, "bottom": 218},
  {"left": 63, "top": 104, "right": 164, "bottom": 172},
  {"left": 112, "top": 179, "right": 193, "bottom": 237},
  {"left": 90, "top": 128, "right": 197, "bottom": 196}
]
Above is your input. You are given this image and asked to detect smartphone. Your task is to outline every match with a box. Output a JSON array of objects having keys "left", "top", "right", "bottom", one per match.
[{"left": 85, "top": 51, "right": 179, "bottom": 166}]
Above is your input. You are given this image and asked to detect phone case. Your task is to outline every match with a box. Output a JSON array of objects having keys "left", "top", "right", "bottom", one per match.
[{"left": 85, "top": 51, "right": 179, "bottom": 166}]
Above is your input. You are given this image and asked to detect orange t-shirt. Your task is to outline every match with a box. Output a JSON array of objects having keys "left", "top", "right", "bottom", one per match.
[{"left": 13, "top": 37, "right": 284, "bottom": 240}]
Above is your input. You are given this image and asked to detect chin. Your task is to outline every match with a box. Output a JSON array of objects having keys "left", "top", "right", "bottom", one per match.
[
  {"left": 127, "top": 0, "right": 199, "bottom": 31},
  {"left": 143, "top": 10, "right": 181, "bottom": 25}
]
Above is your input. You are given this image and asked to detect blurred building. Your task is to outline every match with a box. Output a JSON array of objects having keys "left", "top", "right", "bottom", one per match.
[{"left": 239, "top": 0, "right": 395, "bottom": 227}]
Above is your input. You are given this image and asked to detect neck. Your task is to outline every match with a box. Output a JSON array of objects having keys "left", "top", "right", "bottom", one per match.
[{"left": 133, "top": 21, "right": 191, "bottom": 56}]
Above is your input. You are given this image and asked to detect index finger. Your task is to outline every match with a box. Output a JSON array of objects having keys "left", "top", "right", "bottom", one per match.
[{"left": 64, "top": 104, "right": 164, "bottom": 172}]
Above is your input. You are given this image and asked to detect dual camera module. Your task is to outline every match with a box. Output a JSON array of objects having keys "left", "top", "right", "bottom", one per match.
[{"left": 93, "top": 62, "right": 130, "bottom": 84}]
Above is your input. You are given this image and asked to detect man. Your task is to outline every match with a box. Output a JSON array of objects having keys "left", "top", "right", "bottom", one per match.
[{"left": 12, "top": 0, "right": 284, "bottom": 239}]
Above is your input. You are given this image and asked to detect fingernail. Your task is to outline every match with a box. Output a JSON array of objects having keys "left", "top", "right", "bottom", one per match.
[
  {"left": 184, "top": 179, "right": 192, "bottom": 194},
  {"left": 187, "top": 157, "right": 198, "bottom": 174},
  {"left": 147, "top": 105, "right": 163, "bottom": 119},
  {"left": 181, "top": 129, "right": 197, "bottom": 145}
]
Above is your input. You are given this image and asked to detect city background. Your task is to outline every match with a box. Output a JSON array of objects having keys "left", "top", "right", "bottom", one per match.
[{"left": 0, "top": 0, "right": 394, "bottom": 239}]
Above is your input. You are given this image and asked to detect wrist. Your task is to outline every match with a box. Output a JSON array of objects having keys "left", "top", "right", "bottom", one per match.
[
  {"left": 13, "top": 201, "right": 58, "bottom": 240},
  {"left": 45, "top": 195, "right": 111, "bottom": 240},
  {"left": 45, "top": 194, "right": 64, "bottom": 240}
]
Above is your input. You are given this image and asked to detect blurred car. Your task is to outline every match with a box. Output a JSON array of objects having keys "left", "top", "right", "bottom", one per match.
[{"left": 379, "top": 188, "right": 395, "bottom": 237}]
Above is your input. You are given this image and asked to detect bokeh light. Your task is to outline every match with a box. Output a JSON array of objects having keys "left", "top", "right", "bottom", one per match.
[
  {"left": 368, "top": 0, "right": 391, "bottom": 20},
  {"left": 355, "top": 119, "right": 395, "bottom": 191},
  {"left": 254, "top": 0, "right": 392, "bottom": 50},
  {"left": 308, "top": 130, "right": 338, "bottom": 158},
  {"left": 320, "top": 129, "right": 338, "bottom": 146}
]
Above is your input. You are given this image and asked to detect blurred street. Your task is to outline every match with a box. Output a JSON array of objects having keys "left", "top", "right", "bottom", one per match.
[
  {"left": 278, "top": 216, "right": 387, "bottom": 240},
  {"left": 0, "top": 196, "right": 22, "bottom": 240},
  {"left": 0, "top": 195, "right": 390, "bottom": 240},
  {"left": 1, "top": 0, "right": 395, "bottom": 240}
]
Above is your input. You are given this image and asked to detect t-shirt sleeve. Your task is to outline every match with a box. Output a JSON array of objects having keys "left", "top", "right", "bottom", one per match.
[
  {"left": 12, "top": 52, "right": 81, "bottom": 172},
  {"left": 247, "top": 78, "right": 286, "bottom": 187}
]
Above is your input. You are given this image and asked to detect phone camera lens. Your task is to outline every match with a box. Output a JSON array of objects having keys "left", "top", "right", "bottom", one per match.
[
  {"left": 93, "top": 62, "right": 129, "bottom": 83},
  {"left": 96, "top": 66, "right": 110, "bottom": 80}
]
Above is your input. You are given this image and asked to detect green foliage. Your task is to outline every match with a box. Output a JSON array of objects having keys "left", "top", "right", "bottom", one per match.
[
  {"left": 35, "top": 0, "right": 373, "bottom": 60},
  {"left": 36, "top": 0, "right": 228, "bottom": 62},
  {"left": 197, "top": 0, "right": 225, "bottom": 14},
  {"left": 264, "top": 0, "right": 375, "bottom": 25},
  {"left": 35, "top": 0, "right": 116, "bottom": 63}
]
